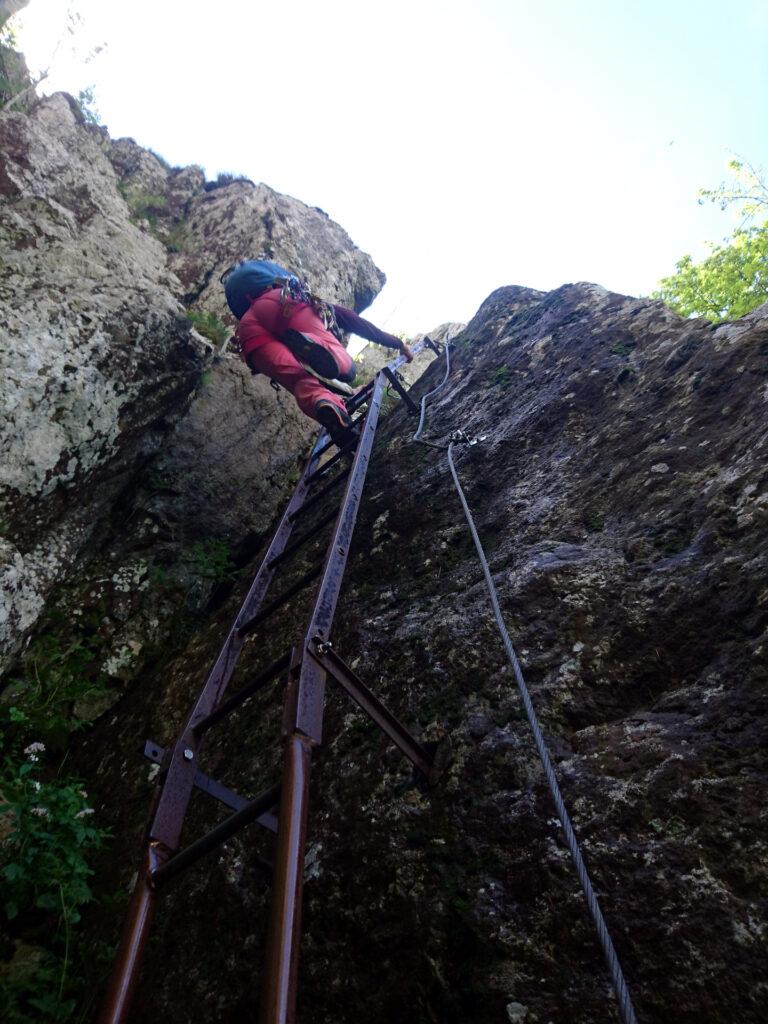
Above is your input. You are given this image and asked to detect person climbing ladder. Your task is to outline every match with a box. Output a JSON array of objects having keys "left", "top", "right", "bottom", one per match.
[{"left": 221, "top": 258, "right": 414, "bottom": 445}]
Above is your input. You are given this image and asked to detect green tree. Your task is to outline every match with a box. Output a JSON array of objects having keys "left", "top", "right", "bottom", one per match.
[
  {"left": 653, "top": 159, "right": 768, "bottom": 322},
  {"left": 697, "top": 158, "right": 768, "bottom": 223}
]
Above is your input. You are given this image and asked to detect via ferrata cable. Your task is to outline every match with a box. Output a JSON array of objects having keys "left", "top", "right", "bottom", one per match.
[{"left": 413, "top": 342, "right": 639, "bottom": 1024}]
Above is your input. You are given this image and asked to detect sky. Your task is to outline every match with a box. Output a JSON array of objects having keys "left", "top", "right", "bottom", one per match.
[{"left": 10, "top": 0, "right": 768, "bottom": 336}]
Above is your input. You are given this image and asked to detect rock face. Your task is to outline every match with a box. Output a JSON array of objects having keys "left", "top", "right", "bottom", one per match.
[
  {"left": 354, "top": 320, "right": 465, "bottom": 389},
  {"left": 0, "top": 93, "right": 207, "bottom": 668},
  {"left": 0, "top": 92, "right": 386, "bottom": 676},
  {"left": 80, "top": 284, "right": 767, "bottom": 1023},
  {"left": 106, "top": 136, "right": 385, "bottom": 320}
]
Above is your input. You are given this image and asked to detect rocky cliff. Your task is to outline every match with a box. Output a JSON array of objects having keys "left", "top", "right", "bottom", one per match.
[
  {"left": 0, "top": 89, "right": 385, "bottom": 685},
  {"left": 71, "top": 284, "right": 766, "bottom": 1024},
  {"left": 1, "top": 50, "right": 767, "bottom": 1024}
]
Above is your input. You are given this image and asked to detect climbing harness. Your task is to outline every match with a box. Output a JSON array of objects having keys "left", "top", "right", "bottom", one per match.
[
  {"left": 414, "top": 343, "right": 639, "bottom": 1024},
  {"left": 277, "top": 276, "right": 342, "bottom": 339},
  {"left": 99, "top": 342, "right": 432, "bottom": 1024}
]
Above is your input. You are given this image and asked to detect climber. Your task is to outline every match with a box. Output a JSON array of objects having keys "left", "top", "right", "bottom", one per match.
[{"left": 221, "top": 258, "right": 414, "bottom": 446}]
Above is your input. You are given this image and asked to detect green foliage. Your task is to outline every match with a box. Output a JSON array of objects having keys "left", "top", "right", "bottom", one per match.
[
  {"left": 489, "top": 364, "right": 513, "bottom": 390},
  {"left": 0, "top": 22, "right": 18, "bottom": 46},
  {"left": 118, "top": 185, "right": 168, "bottom": 230},
  {"left": 0, "top": 748, "right": 109, "bottom": 1022},
  {"left": 3, "top": 626, "right": 111, "bottom": 749},
  {"left": 583, "top": 510, "right": 605, "bottom": 533},
  {"left": 203, "top": 171, "right": 254, "bottom": 192},
  {"left": 609, "top": 339, "right": 635, "bottom": 356},
  {"left": 0, "top": 753, "right": 107, "bottom": 923},
  {"left": 187, "top": 310, "right": 229, "bottom": 347},
  {"left": 187, "top": 539, "right": 236, "bottom": 583},
  {"left": 0, "top": 948, "right": 78, "bottom": 1023},
  {"left": 697, "top": 158, "right": 768, "bottom": 223},
  {"left": 653, "top": 223, "right": 768, "bottom": 322},
  {"left": 655, "top": 159, "right": 768, "bottom": 322},
  {"left": 75, "top": 85, "right": 100, "bottom": 125},
  {"left": 163, "top": 221, "right": 192, "bottom": 254}
]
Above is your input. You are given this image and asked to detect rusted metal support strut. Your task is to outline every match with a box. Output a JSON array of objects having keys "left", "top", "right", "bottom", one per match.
[{"left": 308, "top": 639, "right": 432, "bottom": 778}]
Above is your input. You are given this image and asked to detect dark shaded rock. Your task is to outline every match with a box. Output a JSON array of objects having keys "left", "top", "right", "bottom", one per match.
[{"left": 78, "top": 283, "right": 768, "bottom": 1023}]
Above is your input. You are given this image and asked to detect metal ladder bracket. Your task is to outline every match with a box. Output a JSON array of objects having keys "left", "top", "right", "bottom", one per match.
[
  {"left": 382, "top": 366, "right": 419, "bottom": 416},
  {"left": 306, "top": 638, "right": 434, "bottom": 779},
  {"left": 143, "top": 741, "right": 278, "bottom": 831}
]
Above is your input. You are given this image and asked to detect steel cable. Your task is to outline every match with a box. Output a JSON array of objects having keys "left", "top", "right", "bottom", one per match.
[
  {"left": 413, "top": 345, "right": 639, "bottom": 1024},
  {"left": 412, "top": 339, "right": 452, "bottom": 447}
]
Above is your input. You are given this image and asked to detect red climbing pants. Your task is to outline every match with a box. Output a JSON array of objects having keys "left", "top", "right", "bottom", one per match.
[{"left": 238, "top": 288, "right": 353, "bottom": 420}]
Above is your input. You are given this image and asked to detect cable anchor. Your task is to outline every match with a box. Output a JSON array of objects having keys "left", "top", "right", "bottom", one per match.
[{"left": 449, "top": 429, "right": 486, "bottom": 446}]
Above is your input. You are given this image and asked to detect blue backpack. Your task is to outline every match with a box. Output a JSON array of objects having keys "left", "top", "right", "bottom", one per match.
[{"left": 221, "top": 259, "right": 297, "bottom": 318}]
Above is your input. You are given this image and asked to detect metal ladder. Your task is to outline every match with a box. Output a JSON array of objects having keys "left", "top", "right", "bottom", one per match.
[{"left": 99, "top": 341, "right": 439, "bottom": 1024}]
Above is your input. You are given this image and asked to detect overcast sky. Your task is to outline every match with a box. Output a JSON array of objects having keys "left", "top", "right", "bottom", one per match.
[{"left": 13, "top": 0, "right": 768, "bottom": 335}]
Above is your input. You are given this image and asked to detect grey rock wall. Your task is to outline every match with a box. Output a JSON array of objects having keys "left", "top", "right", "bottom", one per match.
[
  {"left": 0, "top": 91, "right": 388, "bottom": 681},
  {"left": 354, "top": 320, "right": 466, "bottom": 389},
  {"left": 0, "top": 93, "right": 207, "bottom": 669},
  {"left": 80, "top": 282, "right": 768, "bottom": 1023}
]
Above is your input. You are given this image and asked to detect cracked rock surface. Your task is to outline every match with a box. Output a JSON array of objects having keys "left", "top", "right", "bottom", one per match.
[
  {"left": 79, "top": 283, "right": 767, "bottom": 1023},
  {"left": 0, "top": 90, "right": 386, "bottom": 684}
]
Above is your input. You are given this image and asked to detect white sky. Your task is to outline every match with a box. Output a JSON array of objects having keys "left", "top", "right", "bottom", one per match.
[{"left": 12, "top": 0, "right": 768, "bottom": 335}]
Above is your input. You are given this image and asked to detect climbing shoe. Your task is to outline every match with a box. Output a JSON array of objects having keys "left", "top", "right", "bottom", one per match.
[
  {"left": 297, "top": 360, "right": 355, "bottom": 396},
  {"left": 283, "top": 329, "right": 343, "bottom": 380},
  {"left": 315, "top": 399, "right": 357, "bottom": 448}
]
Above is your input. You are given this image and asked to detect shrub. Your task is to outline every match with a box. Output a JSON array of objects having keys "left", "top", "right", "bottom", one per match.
[
  {"left": 0, "top": 747, "right": 109, "bottom": 1022},
  {"left": 203, "top": 171, "right": 254, "bottom": 192},
  {"left": 187, "top": 539, "right": 236, "bottom": 583},
  {"left": 187, "top": 310, "right": 229, "bottom": 348}
]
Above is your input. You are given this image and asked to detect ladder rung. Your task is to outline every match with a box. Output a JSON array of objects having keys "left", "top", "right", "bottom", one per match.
[
  {"left": 237, "top": 565, "right": 323, "bottom": 637},
  {"left": 346, "top": 381, "right": 375, "bottom": 413},
  {"left": 151, "top": 782, "right": 281, "bottom": 889},
  {"left": 268, "top": 507, "right": 339, "bottom": 571},
  {"left": 314, "top": 411, "right": 368, "bottom": 462},
  {"left": 192, "top": 650, "right": 292, "bottom": 734},
  {"left": 314, "top": 431, "right": 340, "bottom": 461},
  {"left": 305, "top": 446, "right": 353, "bottom": 486},
  {"left": 289, "top": 468, "right": 350, "bottom": 523}
]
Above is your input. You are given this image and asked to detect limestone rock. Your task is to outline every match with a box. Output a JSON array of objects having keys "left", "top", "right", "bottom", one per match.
[
  {"left": 80, "top": 282, "right": 768, "bottom": 1024},
  {"left": 354, "top": 320, "right": 466, "bottom": 392},
  {"left": 0, "top": 92, "right": 386, "bottom": 674},
  {"left": 0, "top": 93, "right": 205, "bottom": 667},
  {"left": 167, "top": 179, "right": 385, "bottom": 318}
]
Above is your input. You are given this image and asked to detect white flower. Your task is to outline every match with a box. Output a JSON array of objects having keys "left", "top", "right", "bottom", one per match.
[
  {"left": 23, "top": 742, "right": 46, "bottom": 762},
  {"left": 75, "top": 808, "right": 95, "bottom": 818},
  {"left": 31, "top": 781, "right": 41, "bottom": 792},
  {"left": 30, "top": 806, "right": 50, "bottom": 817}
]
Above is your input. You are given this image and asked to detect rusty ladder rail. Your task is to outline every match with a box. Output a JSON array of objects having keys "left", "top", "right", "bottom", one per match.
[{"left": 99, "top": 343, "right": 437, "bottom": 1024}]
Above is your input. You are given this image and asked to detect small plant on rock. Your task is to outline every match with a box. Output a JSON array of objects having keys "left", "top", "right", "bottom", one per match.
[
  {"left": 187, "top": 310, "right": 229, "bottom": 348},
  {"left": 187, "top": 538, "right": 237, "bottom": 584}
]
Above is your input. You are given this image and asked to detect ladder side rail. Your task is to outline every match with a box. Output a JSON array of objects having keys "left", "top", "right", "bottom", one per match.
[
  {"left": 261, "top": 368, "right": 390, "bottom": 1024},
  {"left": 295, "top": 333, "right": 420, "bottom": 742},
  {"left": 102, "top": 340, "right": 427, "bottom": 1024},
  {"left": 148, "top": 434, "right": 326, "bottom": 853},
  {"left": 99, "top": 436, "right": 327, "bottom": 1024}
]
